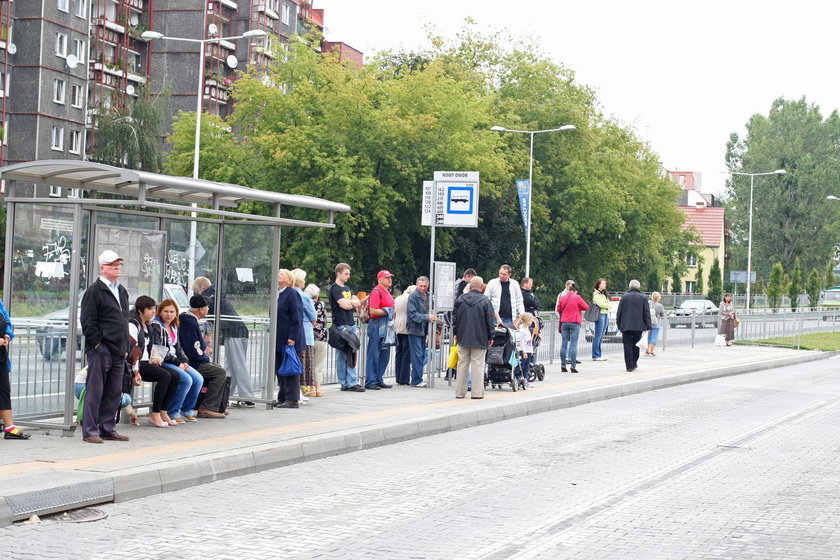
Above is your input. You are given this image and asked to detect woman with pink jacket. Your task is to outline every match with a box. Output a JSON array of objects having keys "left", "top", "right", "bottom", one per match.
[{"left": 556, "top": 282, "right": 589, "bottom": 373}]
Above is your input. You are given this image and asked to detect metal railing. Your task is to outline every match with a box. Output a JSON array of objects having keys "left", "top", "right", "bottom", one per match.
[{"left": 7, "top": 307, "right": 840, "bottom": 425}]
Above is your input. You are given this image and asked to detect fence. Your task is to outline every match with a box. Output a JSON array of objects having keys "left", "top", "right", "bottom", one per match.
[{"left": 7, "top": 307, "right": 840, "bottom": 427}]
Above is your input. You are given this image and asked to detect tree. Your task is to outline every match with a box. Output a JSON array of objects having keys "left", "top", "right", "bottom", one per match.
[
  {"left": 90, "top": 84, "right": 170, "bottom": 172},
  {"left": 806, "top": 269, "right": 823, "bottom": 310},
  {"left": 827, "top": 260, "right": 837, "bottom": 288},
  {"left": 766, "top": 262, "right": 786, "bottom": 311},
  {"left": 708, "top": 257, "right": 722, "bottom": 304},
  {"left": 788, "top": 258, "right": 802, "bottom": 311},
  {"left": 671, "top": 269, "right": 682, "bottom": 294},
  {"left": 724, "top": 97, "right": 840, "bottom": 281},
  {"left": 695, "top": 262, "right": 705, "bottom": 295}
]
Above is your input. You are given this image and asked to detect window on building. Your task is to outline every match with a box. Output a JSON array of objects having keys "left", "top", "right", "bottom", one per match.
[
  {"left": 75, "top": 0, "right": 87, "bottom": 18},
  {"left": 686, "top": 254, "right": 698, "bottom": 267},
  {"left": 684, "top": 281, "right": 696, "bottom": 294},
  {"left": 0, "top": 71, "right": 5, "bottom": 98},
  {"left": 51, "top": 127, "right": 64, "bottom": 151},
  {"left": 69, "top": 130, "right": 82, "bottom": 154},
  {"left": 73, "top": 39, "right": 85, "bottom": 63},
  {"left": 54, "top": 79, "right": 66, "bottom": 104},
  {"left": 71, "top": 84, "right": 84, "bottom": 108},
  {"left": 55, "top": 33, "right": 68, "bottom": 57},
  {"left": 281, "top": 3, "right": 291, "bottom": 24},
  {"left": 58, "top": 0, "right": 69, "bottom": 12}
]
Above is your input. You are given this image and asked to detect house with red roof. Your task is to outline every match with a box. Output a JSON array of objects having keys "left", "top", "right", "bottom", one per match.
[{"left": 671, "top": 171, "right": 726, "bottom": 294}]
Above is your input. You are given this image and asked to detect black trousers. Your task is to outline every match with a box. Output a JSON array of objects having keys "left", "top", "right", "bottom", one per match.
[
  {"left": 622, "top": 330, "right": 643, "bottom": 371},
  {"left": 82, "top": 346, "right": 124, "bottom": 437},
  {"left": 0, "top": 352, "right": 10, "bottom": 410},
  {"left": 394, "top": 333, "right": 411, "bottom": 384},
  {"left": 274, "top": 350, "right": 302, "bottom": 403},
  {"left": 139, "top": 361, "right": 180, "bottom": 413}
]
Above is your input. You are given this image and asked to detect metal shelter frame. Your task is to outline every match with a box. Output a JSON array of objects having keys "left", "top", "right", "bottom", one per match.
[{"left": 0, "top": 159, "right": 350, "bottom": 433}]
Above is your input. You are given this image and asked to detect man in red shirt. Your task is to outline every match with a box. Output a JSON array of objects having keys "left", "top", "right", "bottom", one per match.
[{"left": 364, "top": 270, "right": 396, "bottom": 389}]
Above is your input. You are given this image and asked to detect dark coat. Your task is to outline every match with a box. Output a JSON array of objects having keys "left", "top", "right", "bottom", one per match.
[
  {"left": 406, "top": 289, "right": 431, "bottom": 337},
  {"left": 616, "top": 288, "right": 652, "bottom": 332},
  {"left": 179, "top": 311, "right": 210, "bottom": 369},
  {"left": 203, "top": 285, "right": 249, "bottom": 340},
  {"left": 148, "top": 318, "right": 190, "bottom": 365},
  {"left": 522, "top": 289, "right": 540, "bottom": 314},
  {"left": 80, "top": 278, "right": 130, "bottom": 355},
  {"left": 453, "top": 290, "right": 496, "bottom": 349},
  {"left": 276, "top": 287, "right": 305, "bottom": 351}
]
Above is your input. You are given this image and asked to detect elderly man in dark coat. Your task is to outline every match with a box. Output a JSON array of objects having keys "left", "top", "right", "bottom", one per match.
[
  {"left": 616, "top": 279, "right": 651, "bottom": 373},
  {"left": 452, "top": 276, "right": 496, "bottom": 399}
]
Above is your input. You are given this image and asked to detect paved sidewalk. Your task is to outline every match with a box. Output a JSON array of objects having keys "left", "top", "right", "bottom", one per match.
[{"left": 0, "top": 344, "right": 832, "bottom": 526}]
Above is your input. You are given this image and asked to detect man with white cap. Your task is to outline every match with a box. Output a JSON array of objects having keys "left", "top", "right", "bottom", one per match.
[{"left": 79, "top": 249, "right": 132, "bottom": 443}]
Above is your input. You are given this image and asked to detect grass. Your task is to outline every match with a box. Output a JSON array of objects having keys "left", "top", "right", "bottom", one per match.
[{"left": 746, "top": 332, "right": 840, "bottom": 351}]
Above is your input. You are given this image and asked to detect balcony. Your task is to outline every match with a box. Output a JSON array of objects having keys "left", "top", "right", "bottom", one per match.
[
  {"left": 95, "top": 17, "right": 126, "bottom": 35},
  {"left": 124, "top": 0, "right": 144, "bottom": 12}
]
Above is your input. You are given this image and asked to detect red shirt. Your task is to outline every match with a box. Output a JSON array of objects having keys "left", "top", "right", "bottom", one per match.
[
  {"left": 556, "top": 292, "right": 589, "bottom": 324},
  {"left": 369, "top": 284, "right": 395, "bottom": 320}
]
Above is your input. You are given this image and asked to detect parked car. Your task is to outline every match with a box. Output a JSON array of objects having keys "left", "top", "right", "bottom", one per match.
[
  {"left": 584, "top": 296, "right": 622, "bottom": 342},
  {"left": 820, "top": 287, "right": 840, "bottom": 321},
  {"left": 36, "top": 283, "right": 189, "bottom": 360},
  {"left": 668, "top": 299, "right": 719, "bottom": 328}
]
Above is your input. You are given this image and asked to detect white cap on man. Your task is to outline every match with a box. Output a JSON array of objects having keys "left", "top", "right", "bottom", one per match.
[{"left": 98, "top": 249, "right": 124, "bottom": 266}]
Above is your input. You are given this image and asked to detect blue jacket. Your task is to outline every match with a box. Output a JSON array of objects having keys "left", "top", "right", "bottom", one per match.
[
  {"left": 0, "top": 299, "right": 13, "bottom": 371},
  {"left": 296, "top": 287, "right": 316, "bottom": 346},
  {"left": 179, "top": 311, "right": 210, "bottom": 369},
  {"left": 406, "top": 290, "right": 430, "bottom": 337},
  {"left": 276, "top": 287, "right": 305, "bottom": 351}
]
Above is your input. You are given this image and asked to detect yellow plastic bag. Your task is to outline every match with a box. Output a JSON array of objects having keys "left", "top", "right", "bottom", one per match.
[{"left": 447, "top": 343, "right": 459, "bottom": 369}]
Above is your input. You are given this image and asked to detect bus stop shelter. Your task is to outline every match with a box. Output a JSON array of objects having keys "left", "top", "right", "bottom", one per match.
[{"left": 0, "top": 160, "right": 350, "bottom": 434}]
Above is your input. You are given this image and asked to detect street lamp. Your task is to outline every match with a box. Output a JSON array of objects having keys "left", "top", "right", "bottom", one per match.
[
  {"left": 141, "top": 29, "right": 267, "bottom": 179},
  {"left": 730, "top": 168, "right": 786, "bottom": 311},
  {"left": 142, "top": 29, "right": 266, "bottom": 287},
  {"left": 490, "top": 124, "right": 576, "bottom": 277}
]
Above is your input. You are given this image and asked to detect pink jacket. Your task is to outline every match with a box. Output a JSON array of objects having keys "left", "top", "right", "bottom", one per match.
[{"left": 556, "top": 292, "right": 589, "bottom": 324}]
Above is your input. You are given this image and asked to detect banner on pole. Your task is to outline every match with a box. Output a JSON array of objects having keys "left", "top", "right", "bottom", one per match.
[{"left": 516, "top": 179, "right": 529, "bottom": 238}]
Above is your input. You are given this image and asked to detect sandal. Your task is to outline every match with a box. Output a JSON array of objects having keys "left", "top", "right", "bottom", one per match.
[
  {"left": 147, "top": 418, "right": 168, "bottom": 428},
  {"left": 4, "top": 427, "right": 31, "bottom": 440}
]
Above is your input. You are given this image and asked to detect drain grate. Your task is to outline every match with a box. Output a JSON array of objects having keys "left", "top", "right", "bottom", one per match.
[{"left": 59, "top": 508, "right": 108, "bottom": 523}]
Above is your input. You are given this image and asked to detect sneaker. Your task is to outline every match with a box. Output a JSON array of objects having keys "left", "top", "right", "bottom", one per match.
[
  {"left": 340, "top": 386, "right": 350, "bottom": 391},
  {"left": 365, "top": 385, "right": 381, "bottom": 390},
  {"left": 348, "top": 385, "right": 366, "bottom": 392},
  {"left": 184, "top": 415, "right": 198, "bottom": 422},
  {"left": 412, "top": 382, "right": 428, "bottom": 388},
  {"left": 174, "top": 416, "right": 186, "bottom": 424}
]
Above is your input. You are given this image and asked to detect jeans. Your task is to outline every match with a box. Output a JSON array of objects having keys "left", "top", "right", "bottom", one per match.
[
  {"left": 648, "top": 325, "right": 661, "bottom": 345},
  {"left": 394, "top": 333, "right": 411, "bottom": 384},
  {"left": 408, "top": 334, "right": 427, "bottom": 386},
  {"left": 365, "top": 320, "right": 390, "bottom": 387},
  {"left": 560, "top": 322, "right": 581, "bottom": 367},
  {"left": 335, "top": 325, "right": 359, "bottom": 388},
  {"left": 592, "top": 313, "right": 608, "bottom": 358},
  {"left": 163, "top": 363, "right": 203, "bottom": 417}
]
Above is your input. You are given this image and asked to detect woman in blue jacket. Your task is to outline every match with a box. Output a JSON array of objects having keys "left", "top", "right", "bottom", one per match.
[{"left": 0, "top": 299, "right": 29, "bottom": 439}]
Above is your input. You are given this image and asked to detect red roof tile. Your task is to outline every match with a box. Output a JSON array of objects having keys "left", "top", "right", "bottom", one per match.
[{"left": 679, "top": 206, "right": 725, "bottom": 247}]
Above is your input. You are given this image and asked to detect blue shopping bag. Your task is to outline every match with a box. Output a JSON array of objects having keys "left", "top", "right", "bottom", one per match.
[{"left": 277, "top": 345, "right": 303, "bottom": 376}]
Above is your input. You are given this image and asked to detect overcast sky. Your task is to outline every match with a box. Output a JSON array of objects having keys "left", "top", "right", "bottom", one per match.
[{"left": 313, "top": 0, "right": 839, "bottom": 197}]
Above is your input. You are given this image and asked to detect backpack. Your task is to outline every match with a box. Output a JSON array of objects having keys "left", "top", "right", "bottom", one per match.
[
  {"left": 358, "top": 294, "right": 371, "bottom": 323},
  {"left": 649, "top": 300, "right": 658, "bottom": 326}
]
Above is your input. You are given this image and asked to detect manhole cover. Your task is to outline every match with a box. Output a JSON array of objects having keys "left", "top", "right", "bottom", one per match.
[{"left": 59, "top": 508, "right": 108, "bottom": 523}]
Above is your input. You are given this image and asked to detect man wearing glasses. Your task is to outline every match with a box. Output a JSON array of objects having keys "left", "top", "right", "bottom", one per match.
[{"left": 79, "top": 250, "right": 132, "bottom": 444}]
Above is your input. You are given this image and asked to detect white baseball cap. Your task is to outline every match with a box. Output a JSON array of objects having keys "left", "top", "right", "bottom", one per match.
[{"left": 98, "top": 249, "right": 124, "bottom": 265}]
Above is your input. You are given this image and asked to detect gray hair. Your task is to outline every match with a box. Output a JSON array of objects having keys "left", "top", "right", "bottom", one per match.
[
  {"left": 304, "top": 283, "right": 320, "bottom": 298},
  {"left": 629, "top": 279, "right": 641, "bottom": 290},
  {"left": 416, "top": 276, "right": 430, "bottom": 285}
]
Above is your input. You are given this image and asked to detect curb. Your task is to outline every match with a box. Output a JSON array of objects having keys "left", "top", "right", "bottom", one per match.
[{"left": 1, "top": 350, "right": 833, "bottom": 526}]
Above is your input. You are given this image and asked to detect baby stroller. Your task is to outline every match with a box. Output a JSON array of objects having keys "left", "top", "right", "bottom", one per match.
[
  {"left": 485, "top": 326, "right": 521, "bottom": 391},
  {"left": 527, "top": 316, "right": 546, "bottom": 383}
]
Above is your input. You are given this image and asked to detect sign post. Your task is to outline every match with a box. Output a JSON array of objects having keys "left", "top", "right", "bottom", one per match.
[{"left": 422, "top": 172, "right": 479, "bottom": 387}]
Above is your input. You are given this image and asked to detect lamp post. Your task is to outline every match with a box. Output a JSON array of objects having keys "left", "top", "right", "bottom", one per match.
[
  {"left": 490, "top": 124, "right": 576, "bottom": 278},
  {"left": 730, "top": 169, "right": 786, "bottom": 311},
  {"left": 142, "top": 29, "right": 266, "bottom": 288},
  {"left": 141, "top": 29, "right": 267, "bottom": 180}
]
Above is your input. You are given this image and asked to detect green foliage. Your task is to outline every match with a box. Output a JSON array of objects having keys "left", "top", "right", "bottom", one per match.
[
  {"left": 90, "top": 83, "right": 170, "bottom": 172},
  {"left": 708, "top": 257, "right": 722, "bottom": 304},
  {"left": 827, "top": 260, "right": 837, "bottom": 289},
  {"left": 671, "top": 269, "right": 682, "bottom": 294},
  {"left": 806, "top": 268, "right": 823, "bottom": 310},
  {"left": 766, "top": 262, "right": 786, "bottom": 311},
  {"left": 725, "top": 97, "right": 840, "bottom": 280},
  {"left": 788, "top": 258, "right": 802, "bottom": 311},
  {"left": 695, "top": 262, "right": 705, "bottom": 295},
  {"left": 164, "top": 25, "right": 694, "bottom": 292}
]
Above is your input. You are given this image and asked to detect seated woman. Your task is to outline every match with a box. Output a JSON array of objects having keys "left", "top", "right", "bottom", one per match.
[
  {"left": 149, "top": 298, "right": 204, "bottom": 423},
  {"left": 128, "top": 296, "right": 181, "bottom": 428}
]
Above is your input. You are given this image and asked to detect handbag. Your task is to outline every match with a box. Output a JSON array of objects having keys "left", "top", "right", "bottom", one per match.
[
  {"left": 583, "top": 303, "right": 600, "bottom": 323},
  {"left": 447, "top": 343, "right": 459, "bottom": 369},
  {"left": 733, "top": 317, "right": 740, "bottom": 328},
  {"left": 277, "top": 345, "right": 303, "bottom": 376},
  {"left": 327, "top": 325, "right": 346, "bottom": 350}
]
